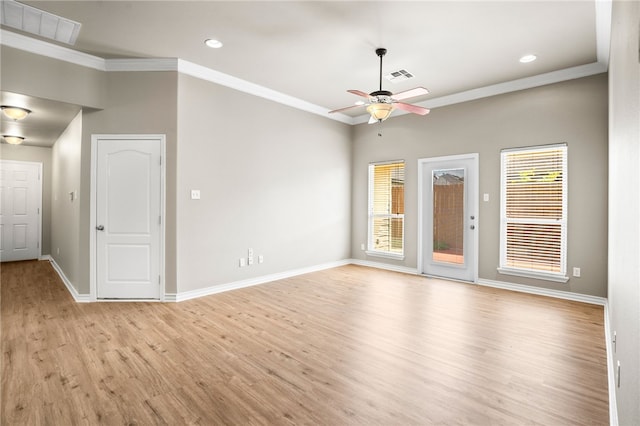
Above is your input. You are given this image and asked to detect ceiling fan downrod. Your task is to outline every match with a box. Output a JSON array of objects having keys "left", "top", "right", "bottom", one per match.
[{"left": 371, "top": 48, "right": 392, "bottom": 98}]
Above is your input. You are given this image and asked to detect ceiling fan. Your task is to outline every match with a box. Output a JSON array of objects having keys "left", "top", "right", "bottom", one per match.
[{"left": 329, "top": 48, "right": 430, "bottom": 124}]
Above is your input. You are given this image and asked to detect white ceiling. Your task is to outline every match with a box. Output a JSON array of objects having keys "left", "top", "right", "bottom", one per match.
[{"left": 1, "top": 1, "right": 609, "bottom": 146}]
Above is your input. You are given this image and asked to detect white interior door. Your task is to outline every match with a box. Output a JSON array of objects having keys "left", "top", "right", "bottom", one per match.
[
  {"left": 418, "top": 154, "right": 478, "bottom": 282},
  {"left": 95, "top": 136, "right": 163, "bottom": 299},
  {"left": 0, "top": 160, "right": 42, "bottom": 262}
]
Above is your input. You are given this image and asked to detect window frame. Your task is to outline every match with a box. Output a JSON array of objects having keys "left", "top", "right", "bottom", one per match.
[
  {"left": 498, "top": 144, "right": 569, "bottom": 282},
  {"left": 366, "top": 160, "right": 405, "bottom": 260}
]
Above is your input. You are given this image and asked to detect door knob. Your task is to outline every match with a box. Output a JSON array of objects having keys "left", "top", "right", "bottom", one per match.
[{"left": 96, "top": 225, "right": 104, "bottom": 231}]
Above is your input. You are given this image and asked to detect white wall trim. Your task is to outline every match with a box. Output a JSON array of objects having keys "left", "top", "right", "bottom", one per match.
[
  {"left": 355, "top": 62, "right": 608, "bottom": 124},
  {"left": 172, "top": 259, "right": 352, "bottom": 302},
  {"left": 603, "top": 302, "right": 619, "bottom": 426},
  {"left": 176, "top": 59, "right": 354, "bottom": 125},
  {"left": 0, "top": 29, "right": 106, "bottom": 71},
  {"left": 477, "top": 278, "right": 607, "bottom": 306},
  {"left": 48, "top": 258, "right": 91, "bottom": 303},
  {"left": 105, "top": 58, "right": 179, "bottom": 72}
]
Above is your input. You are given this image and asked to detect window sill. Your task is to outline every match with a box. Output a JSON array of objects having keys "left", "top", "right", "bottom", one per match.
[
  {"left": 365, "top": 250, "right": 405, "bottom": 261},
  {"left": 497, "top": 267, "right": 569, "bottom": 283}
]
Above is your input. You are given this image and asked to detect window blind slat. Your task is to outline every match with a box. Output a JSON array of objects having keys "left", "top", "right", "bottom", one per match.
[
  {"left": 500, "top": 145, "right": 567, "bottom": 277},
  {"left": 369, "top": 162, "right": 405, "bottom": 255}
]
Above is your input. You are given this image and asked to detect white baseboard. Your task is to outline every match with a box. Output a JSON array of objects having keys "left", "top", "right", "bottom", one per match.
[
  {"left": 477, "top": 278, "right": 607, "bottom": 306},
  {"left": 48, "top": 258, "right": 91, "bottom": 303},
  {"left": 39, "top": 254, "right": 51, "bottom": 261},
  {"left": 172, "top": 259, "right": 352, "bottom": 302}
]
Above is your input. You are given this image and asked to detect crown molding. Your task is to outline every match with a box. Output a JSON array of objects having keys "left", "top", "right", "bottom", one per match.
[
  {"left": 177, "top": 59, "right": 354, "bottom": 125},
  {"left": 105, "top": 58, "right": 179, "bottom": 72},
  {"left": 353, "top": 61, "right": 607, "bottom": 125},
  {"left": 1, "top": 29, "right": 105, "bottom": 71}
]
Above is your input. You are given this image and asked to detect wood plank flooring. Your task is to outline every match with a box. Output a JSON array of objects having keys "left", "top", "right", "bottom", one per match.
[{"left": 1, "top": 260, "right": 609, "bottom": 425}]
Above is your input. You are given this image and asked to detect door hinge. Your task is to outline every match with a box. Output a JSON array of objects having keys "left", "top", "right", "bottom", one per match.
[
  {"left": 159, "top": 156, "right": 162, "bottom": 166},
  {"left": 158, "top": 276, "right": 161, "bottom": 285},
  {"left": 158, "top": 216, "right": 162, "bottom": 225},
  {"left": 37, "top": 208, "right": 40, "bottom": 214}
]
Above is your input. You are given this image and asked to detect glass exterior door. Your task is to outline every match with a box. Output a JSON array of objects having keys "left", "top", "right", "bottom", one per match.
[{"left": 419, "top": 154, "right": 478, "bottom": 282}]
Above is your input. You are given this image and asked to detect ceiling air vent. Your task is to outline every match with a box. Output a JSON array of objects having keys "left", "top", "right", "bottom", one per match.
[
  {"left": 0, "top": 0, "right": 81, "bottom": 45},
  {"left": 384, "top": 69, "right": 414, "bottom": 83}
]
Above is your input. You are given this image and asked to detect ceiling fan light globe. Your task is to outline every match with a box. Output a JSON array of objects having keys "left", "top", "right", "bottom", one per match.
[{"left": 367, "top": 103, "right": 394, "bottom": 121}]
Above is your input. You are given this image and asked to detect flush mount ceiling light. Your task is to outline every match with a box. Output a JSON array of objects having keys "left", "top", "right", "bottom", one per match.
[
  {"left": 519, "top": 54, "right": 537, "bottom": 63},
  {"left": 1, "top": 105, "right": 31, "bottom": 120},
  {"left": 204, "top": 39, "right": 223, "bottom": 49},
  {"left": 2, "top": 135, "right": 25, "bottom": 145}
]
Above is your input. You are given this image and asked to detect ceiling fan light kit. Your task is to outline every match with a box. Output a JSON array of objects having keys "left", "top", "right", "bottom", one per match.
[{"left": 329, "top": 47, "right": 430, "bottom": 123}]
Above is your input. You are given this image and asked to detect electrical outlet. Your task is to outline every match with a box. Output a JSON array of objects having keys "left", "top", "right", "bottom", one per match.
[
  {"left": 258, "top": 255, "right": 264, "bottom": 264},
  {"left": 572, "top": 267, "right": 581, "bottom": 277},
  {"left": 248, "top": 256, "right": 254, "bottom": 266},
  {"left": 190, "top": 190, "right": 201, "bottom": 200},
  {"left": 248, "top": 248, "right": 253, "bottom": 257},
  {"left": 239, "top": 258, "right": 245, "bottom": 267}
]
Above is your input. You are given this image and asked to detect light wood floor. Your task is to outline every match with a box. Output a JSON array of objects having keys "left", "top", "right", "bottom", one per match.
[{"left": 1, "top": 260, "right": 609, "bottom": 425}]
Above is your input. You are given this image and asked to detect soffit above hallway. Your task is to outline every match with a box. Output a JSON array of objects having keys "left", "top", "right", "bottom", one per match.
[{"left": 3, "top": 1, "right": 610, "bottom": 127}]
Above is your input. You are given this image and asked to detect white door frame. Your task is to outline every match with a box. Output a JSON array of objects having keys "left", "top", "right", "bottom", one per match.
[
  {"left": 0, "top": 159, "right": 43, "bottom": 261},
  {"left": 89, "top": 134, "right": 166, "bottom": 302},
  {"left": 417, "top": 153, "right": 479, "bottom": 283}
]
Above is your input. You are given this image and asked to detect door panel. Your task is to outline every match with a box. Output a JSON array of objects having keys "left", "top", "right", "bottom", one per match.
[
  {"left": 0, "top": 161, "right": 41, "bottom": 262},
  {"left": 419, "top": 154, "right": 478, "bottom": 282},
  {"left": 96, "top": 138, "right": 162, "bottom": 299}
]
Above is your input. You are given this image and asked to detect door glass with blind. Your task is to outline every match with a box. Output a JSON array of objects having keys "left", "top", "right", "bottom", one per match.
[
  {"left": 498, "top": 144, "right": 568, "bottom": 282},
  {"left": 367, "top": 161, "right": 405, "bottom": 259},
  {"left": 419, "top": 154, "right": 478, "bottom": 282}
]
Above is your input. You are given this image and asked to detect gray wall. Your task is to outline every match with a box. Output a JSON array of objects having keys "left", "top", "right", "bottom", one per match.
[
  {"left": 51, "top": 111, "right": 83, "bottom": 291},
  {"left": 0, "top": 145, "right": 53, "bottom": 256},
  {"left": 81, "top": 71, "right": 179, "bottom": 294},
  {"left": 176, "top": 74, "right": 352, "bottom": 293},
  {"left": 0, "top": 46, "right": 105, "bottom": 109},
  {"left": 608, "top": 0, "right": 640, "bottom": 423},
  {"left": 352, "top": 74, "right": 608, "bottom": 297}
]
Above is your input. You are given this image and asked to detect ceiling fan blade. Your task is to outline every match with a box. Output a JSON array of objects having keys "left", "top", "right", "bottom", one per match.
[
  {"left": 347, "top": 89, "right": 372, "bottom": 99},
  {"left": 328, "top": 104, "right": 365, "bottom": 114},
  {"left": 394, "top": 102, "right": 430, "bottom": 115},
  {"left": 391, "top": 87, "right": 429, "bottom": 101}
]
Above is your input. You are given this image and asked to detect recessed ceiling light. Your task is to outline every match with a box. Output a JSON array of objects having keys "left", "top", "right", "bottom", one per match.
[
  {"left": 204, "top": 39, "right": 223, "bottom": 49},
  {"left": 519, "top": 54, "right": 537, "bottom": 63}
]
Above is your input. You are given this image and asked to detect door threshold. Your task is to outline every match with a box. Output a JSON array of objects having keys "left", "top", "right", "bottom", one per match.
[
  {"left": 419, "top": 273, "right": 477, "bottom": 285},
  {"left": 97, "top": 298, "right": 161, "bottom": 302}
]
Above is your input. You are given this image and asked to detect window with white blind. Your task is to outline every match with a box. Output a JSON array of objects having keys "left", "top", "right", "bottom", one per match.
[
  {"left": 367, "top": 161, "right": 405, "bottom": 259},
  {"left": 499, "top": 144, "right": 568, "bottom": 282}
]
